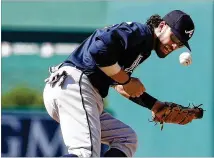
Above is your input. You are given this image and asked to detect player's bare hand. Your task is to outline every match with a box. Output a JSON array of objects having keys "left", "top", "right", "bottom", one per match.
[
  {"left": 113, "top": 85, "right": 130, "bottom": 98},
  {"left": 122, "top": 77, "right": 146, "bottom": 98}
]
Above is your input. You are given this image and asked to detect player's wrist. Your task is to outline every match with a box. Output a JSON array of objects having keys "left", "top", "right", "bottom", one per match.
[
  {"left": 129, "top": 92, "right": 158, "bottom": 110},
  {"left": 151, "top": 101, "right": 165, "bottom": 113},
  {"left": 119, "top": 77, "right": 132, "bottom": 85}
]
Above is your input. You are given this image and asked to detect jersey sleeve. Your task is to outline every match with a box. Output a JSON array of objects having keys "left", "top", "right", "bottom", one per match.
[{"left": 89, "top": 22, "right": 144, "bottom": 67}]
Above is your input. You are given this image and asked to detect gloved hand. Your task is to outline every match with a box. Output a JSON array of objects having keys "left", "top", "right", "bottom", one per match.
[{"left": 151, "top": 101, "right": 204, "bottom": 130}]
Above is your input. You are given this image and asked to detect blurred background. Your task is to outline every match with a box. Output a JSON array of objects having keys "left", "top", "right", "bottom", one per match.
[{"left": 1, "top": 0, "right": 214, "bottom": 157}]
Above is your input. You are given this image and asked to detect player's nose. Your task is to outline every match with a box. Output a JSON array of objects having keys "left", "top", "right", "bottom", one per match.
[{"left": 172, "top": 43, "right": 178, "bottom": 50}]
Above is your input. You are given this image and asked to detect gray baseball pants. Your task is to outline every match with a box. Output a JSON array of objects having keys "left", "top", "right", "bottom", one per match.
[{"left": 43, "top": 66, "right": 138, "bottom": 157}]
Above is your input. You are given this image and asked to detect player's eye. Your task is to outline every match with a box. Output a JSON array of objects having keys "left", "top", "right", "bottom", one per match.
[{"left": 171, "top": 34, "right": 184, "bottom": 48}]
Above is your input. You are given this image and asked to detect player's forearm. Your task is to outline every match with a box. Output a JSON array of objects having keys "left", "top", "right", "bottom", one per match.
[
  {"left": 129, "top": 92, "right": 159, "bottom": 110},
  {"left": 99, "top": 63, "right": 130, "bottom": 84},
  {"left": 129, "top": 93, "right": 179, "bottom": 113}
]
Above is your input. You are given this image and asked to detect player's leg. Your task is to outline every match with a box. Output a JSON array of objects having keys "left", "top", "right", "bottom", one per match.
[
  {"left": 100, "top": 111, "right": 138, "bottom": 157},
  {"left": 43, "top": 66, "right": 104, "bottom": 157},
  {"left": 62, "top": 154, "right": 78, "bottom": 157}
]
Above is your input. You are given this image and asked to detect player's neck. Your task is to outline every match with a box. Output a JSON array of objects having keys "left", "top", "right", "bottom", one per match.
[{"left": 153, "top": 32, "right": 157, "bottom": 50}]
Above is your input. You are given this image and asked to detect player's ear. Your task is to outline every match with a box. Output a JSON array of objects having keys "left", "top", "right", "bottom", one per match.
[{"left": 157, "top": 21, "right": 166, "bottom": 32}]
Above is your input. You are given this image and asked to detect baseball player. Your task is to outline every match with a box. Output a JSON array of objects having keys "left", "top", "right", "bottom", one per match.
[{"left": 43, "top": 10, "right": 204, "bottom": 157}]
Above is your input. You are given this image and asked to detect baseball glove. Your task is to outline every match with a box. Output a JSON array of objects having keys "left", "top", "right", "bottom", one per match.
[
  {"left": 150, "top": 102, "right": 204, "bottom": 130},
  {"left": 44, "top": 63, "right": 68, "bottom": 88}
]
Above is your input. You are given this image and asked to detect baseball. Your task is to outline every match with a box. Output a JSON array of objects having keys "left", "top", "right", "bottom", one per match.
[{"left": 179, "top": 52, "right": 192, "bottom": 66}]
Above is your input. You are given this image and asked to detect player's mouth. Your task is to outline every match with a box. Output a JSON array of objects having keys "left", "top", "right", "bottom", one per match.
[{"left": 162, "top": 45, "right": 173, "bottom": 55}]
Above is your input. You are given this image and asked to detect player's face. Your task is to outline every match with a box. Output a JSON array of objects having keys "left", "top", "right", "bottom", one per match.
[{"left": 154, "top": 21, "right": 184, "bottom": 58}]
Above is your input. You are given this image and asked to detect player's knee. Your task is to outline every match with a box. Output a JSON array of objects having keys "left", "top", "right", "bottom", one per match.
[
  {"left": 128, "top": 128, "right": 138, "bottom": 153},
  {"left": 111, "top": 127, "right": 138, "bottom": 157},
  {"left": 123, "top": 127, "right": 138, "bottom": 155}
]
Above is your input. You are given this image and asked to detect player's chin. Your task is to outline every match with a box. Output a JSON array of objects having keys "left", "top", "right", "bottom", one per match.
[
  {"left": 155, "top": 42, "right": 168, "bottom": 58},
  {"left": 155, "top": 47, "right": 173, "bottom": 58},
  {"left": 155, "top": 49, "right": 168, "bottom": 58}
]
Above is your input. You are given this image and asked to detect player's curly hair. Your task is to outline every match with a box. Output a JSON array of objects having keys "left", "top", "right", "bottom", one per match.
[{"left": 146, "top": 14, "right": 163, "bottom": 31}]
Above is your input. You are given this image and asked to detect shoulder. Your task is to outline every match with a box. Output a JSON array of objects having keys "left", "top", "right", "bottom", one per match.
[
  {"left": 118, "top": 22, "right": 152, "bottom": 37},
  {"left": 132, "top": 22, "right": 152, "bottom": 36}
]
